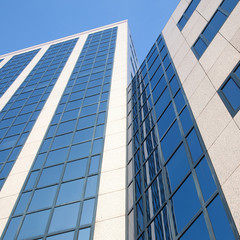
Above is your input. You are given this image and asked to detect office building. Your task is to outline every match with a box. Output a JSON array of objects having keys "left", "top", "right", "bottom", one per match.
[{"left": 0, "top": 0, "right": 240, "bottom": 239}]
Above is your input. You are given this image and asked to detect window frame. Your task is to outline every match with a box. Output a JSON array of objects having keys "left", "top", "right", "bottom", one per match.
[{"left": 218, "top": 62, "right": 240, "bottom": 117}]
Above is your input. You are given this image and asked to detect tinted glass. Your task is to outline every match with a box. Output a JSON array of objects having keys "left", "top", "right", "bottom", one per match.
[
  {"left": 180, "top": 214, "right": 210, "bottom": 240},
  {"left": 222, "top": 78, "right": 240, "bottom": 111},
  {"left": 172, "top": 175, "right": 201, "bottom": 233},
  {"left": 18, "top": 210, "right": 50, "bottom": 239},
  {"left": 208, "top": 196, "right": 235, "bottom": 240},
  {"left": 196, "top": 158, "right": 216, "bottom": 201},
  {"left": 166, "top": 144, "right": 190, "bottom": 192},
  {"left": 49, "top": 202, "right": 80, "bottom": 233}
]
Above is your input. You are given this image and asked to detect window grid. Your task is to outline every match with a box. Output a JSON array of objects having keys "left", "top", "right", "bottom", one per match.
[
  {"left": 0, "top": 39, "right": 78, "bottom": 191},
  {"left": 0, "top": 49, "right": 40, "bottom": 97},
  {"left": 192, "top": 0, "right": 239, "bottom": 59},
  {"left": 127, "top": 35, "right": 238, "bottom": 240},
  {"left": 218, "top": 61, "right": 240, "bottom": 117},
  {"left": 177, "top": 0, "right": 200, "bottom": 31},
  {"left": 2, "top": 27, "right": 118, "bottom": 240}
]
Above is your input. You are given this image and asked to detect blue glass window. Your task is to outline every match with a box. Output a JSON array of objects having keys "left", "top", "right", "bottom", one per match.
[
  {"left": 218, "top": 62, "right": 240, "bottom": 116},
  {"left": 18, "top": 210, "right": 51, "bottom": 239},
  {"left": 180, "top": 214, "right": 210, "bottom": 240},
  {"left": 172, "top": 175, "right": 201, "bottom": 233},
  {"left": 127, "top": 34, "right": 237, "bottom": 240},
  {"left": 178, "top": 0, "right": 200, "bottom": 30},
  {"left": 196, "top": 158, "right": 216, "bottom": 201},
  {"left": 56, "top": 179, "right": 84, "bottom": 204},
  {"left": 208, "top": 195, "right": 235, "bottom": 240},
  {"left": 192, "top": 0, "right": 238, "bottom": 58},
  {"left": 0, "top": 49, "right": 39, "bottom": 97},
  {"left": 29, "top": 186, "right": 57, "bottom": 211},
  {"left": 2, "top": 27, "right": 118, "bottom": 240},
  {"left": 187, "top": 128, "right": 203, "bottom": 163},
  {"left": 161, "top": 121, "right": 182, "bottom": 161},
  {"left": 49, "top": 202, "right": 80, "bottom": 233},
  {"left": 166, "top": 144, "right": 190, "bottom": 192}
]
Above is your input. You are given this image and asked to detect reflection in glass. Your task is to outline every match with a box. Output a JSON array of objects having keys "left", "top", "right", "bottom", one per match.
[
  {"left": 172, "top": 175, "right": 201, "bottom": 233},
  {"left": 49, "top": 203, "right": 80, "bottom": 233}
]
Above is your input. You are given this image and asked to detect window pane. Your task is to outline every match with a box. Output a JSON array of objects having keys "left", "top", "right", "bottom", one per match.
[
  {"left": 73, "top": 127, "right": 94, "bottom": 144},
  {"left": 78, "top": 228, "right": 91, "bottom": 240},
  {"left": 166, "top": 144, "right": 190, "bottom": 192},
  {"left": 196, "top": 158, "right": 216, "bottom": 201},
  {"left": 161, "top": 121, "right": 182, "bottom": 161},
  {"left": 220, "top": 0, "right": 238, "bottom": 13},
  {"left": 69, "top": 141, "right": 91, "bottom": 160},
  {"left": 187, "top": 128, "right": 203, "bottom": 163},
  {"left": 193, "top": 38, "right": 207, "bottom": 58},
  {"left": 80, "top": 199, "right": 95, "bottom": 225},
  {"left": 222, "top": 78, "right": 240, "bottom": 111},
  {"left": 37, "top": 165, "right": 63, "bottom": 187},
  {"left": 203, "top": 11, "right": 227, "bottom": 43},
  {"left": 208, "top": 195, "right": 235, "bottom": 240},
  {"left": 155, "top": 88, "right": 171, "bottom": 119},
  {"left": 234, "top": 65, "right": 240, "bottom": 78},
  {"left": 172, "top": 175, "right": 201, "bottom": 233},
  {"left": 63, "top": 158, "right": 87, "bottom": 181},
  {"left": 180, "top": 214, "right": 210, "bottom": 240},
  {"left": 180, "top": 107, "right": 193, "bottom": 135},
  {"left": 157, "top": 103, "right": 175, "bottom": 138},
  {"left": 85, "top": 175, "right": 98, "bottom": 198},
  {"left": 29, "top": 185, "right": 57, "bottom": 211},
  {"left": 49, "top": 202, "right": 80, "bottom": 233},
  {"left": 18, "top": 210, "right": 50, "bottom": 239},
  {"left": 45, "top": 147, "right": 68, "bottom": 167},
  {"left": 57, "top": 179, "right": 84, "bottom": 204},
  {"left": 14, "top": 192, "right": 31, "bottom": 215},
  {"left": 3, "top": 217, "right": 21, "bottom": 240},
  {"left": 174, "top": 90, "right": 185, "bottom": 113},
  {"left": 170, "top": 75, "right": 180, "bottom": 96}
]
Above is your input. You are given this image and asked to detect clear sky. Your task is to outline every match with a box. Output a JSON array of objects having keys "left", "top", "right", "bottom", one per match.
[{"left": 0, "top": 0, "right": 180, "bottom": 63}]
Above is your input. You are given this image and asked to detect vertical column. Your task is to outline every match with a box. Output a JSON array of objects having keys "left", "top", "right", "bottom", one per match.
[{"left": 93, "top": 21, "right": 129, "bottom": 240}]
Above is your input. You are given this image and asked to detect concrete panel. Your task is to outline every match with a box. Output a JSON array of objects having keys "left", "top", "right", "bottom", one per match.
[
  {"left": 230, "top": 27, "right": 240, "bottom": 53},
  {"left": 222, "top": 165, "right": 240, "bottom": 233},
  {"left": 175, "top": 49, "right": 197, "bottom": 83},
  {"left": 182, "top": 62, "right": 206, "bottom": 99},
  {"left": 95, "top": 190, "right": 125, "bottom": 222},
  {"left": 188, "top": 75, "right": 215, "bottom": 119},
  {"left": 98, "top": 168, "right": 125, "bottom": 195},
  {"left": 94, "top": 216, "right": 125, "bottom": 240},
  {"left": 208, "top": 120, "right": 240, "bottom": 185},
  {"left": 200, "top": 33, "right": 228, "bottom": 73},
  {"left": 171, "top": 0, "right": 189, "bottom": 24},
  {"left": 183, "top": 11, "right": 207, "bottom": 46},
  {"left": 101, "top": 147, "right": 126, "bottom": 173},
  {"left": 207, "top": 43, "right": 240, "bottom": 90},
  {"left": 197, "top": 0, "right": 222, "bottom": 21},
  {"left": 219, "top": 3, "right": 240, "bottom": 42},
  {"left": 196, "top": 94, "right": 232, "bottom": 150}
]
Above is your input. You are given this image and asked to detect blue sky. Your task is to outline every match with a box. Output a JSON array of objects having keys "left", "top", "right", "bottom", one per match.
[{"left": 0, "top": 0, "right": 179, "bottom": 63}]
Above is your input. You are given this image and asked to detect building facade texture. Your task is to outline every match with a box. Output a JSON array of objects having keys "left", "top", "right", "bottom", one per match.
[{"left": 0, "top": 0, "right": 239, "bottom": 239}]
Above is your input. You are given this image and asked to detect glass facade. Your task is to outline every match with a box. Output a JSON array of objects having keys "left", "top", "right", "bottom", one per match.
[
  {"left": 0, "top": 49, "right": 39, "bottom": 97},
  {"left": 218, "top": 61, "right": 240, "bottom": 117},
  {"left": 127, "top": 35, "right": 238, "bottom": 239},
  {"left": 0, "top": 39, "right": 77, "bottom": 190},
  {"left": 2, "top": 26, "right": 117, "bottom": 240},
  {"left": 0, "top": 59, "right": 3, "bottom": 63},
  {"left": 192, "top": 0, "right": 239, "bottom": 59},
  {"left": 177, "top": 0, "right": 200, "bottom": 30}
]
